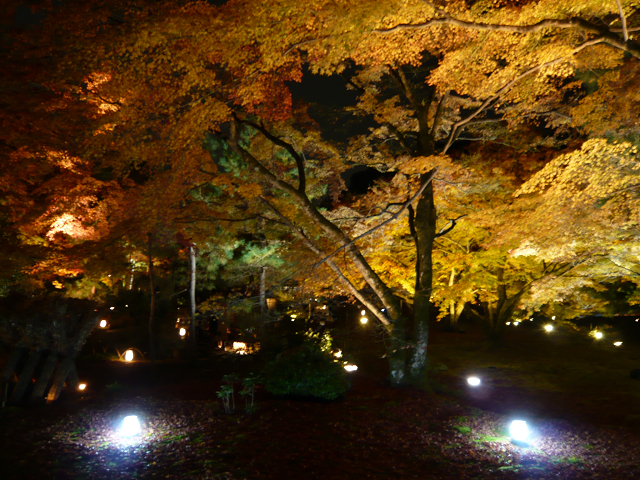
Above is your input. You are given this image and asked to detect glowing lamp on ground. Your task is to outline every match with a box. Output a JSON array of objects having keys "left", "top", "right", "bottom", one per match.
[
  {"left": 506, "top": 322, "right": 511, "bottom": 325},
  {"left": 334, "top": 350, "right": 343, "bottom": 358},
  {"left": 467, "top": 376, "right": 481, "bottom": 387},
  {"left": 594, "top": 331, "right": 603, "bottom": 340},
  {"left": 509, "top": 420, "right": 529, "bottom": 442},
  {"left": 514, "top": 321, "right": 520, "bottom": 326},
  {"left": 110, "top": 306, "right": 115, "bottom": 310},
  {"left": 124, "top": 349, "right": 134, "bottom": 362},
  {"left": 120, "top": 415, "right": 141, "bottom": 437},
  {"left": 179, "top": 327, "right": 186, "bottom": 337},
  {"left": 78, "top": 383, "right": 87, "bottom": 391},
  {"left": 344, "top": 364, "right": 358, "bottom": 372},
  {"left": 99, "top": 319, "right": 108, "bottom": 328},
  {"left": 361, "top": 309, "right": 366, "bottom": 316},
  {"left": 544, "top": 324, "right": 554, "bottom": 333},
  {"left": 614, "top": 341, "right": 623, "bottom": 347},
  {"left": 360, "top": 317, "right": 368, "bottom": 325}
]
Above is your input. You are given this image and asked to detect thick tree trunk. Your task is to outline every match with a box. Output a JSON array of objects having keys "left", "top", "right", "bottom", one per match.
[
  {"left": 29, "top": 352, "right": 58, "bottom": 405},
  {"left": 9, "top": 349, "right": 42, "bottom": 405},
  {"left": 148, "top": 234, "right": 156, "bottom": 367},
  {"left": 1, "top": 346, "right": 25, "bottom": 407},
  {"left": 408, "top": 176, "right": 437, "bottom": 383},
  {"left": 189, "top": 244, "right": 197, "bottom": 361},
  {"left": 46, "top": 310, "right": 100, "bottom": 403}
]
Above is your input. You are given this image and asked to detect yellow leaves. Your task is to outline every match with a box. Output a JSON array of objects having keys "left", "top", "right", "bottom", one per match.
[{"left": 237, "top": 183, "right": 263, "bottom": 198}]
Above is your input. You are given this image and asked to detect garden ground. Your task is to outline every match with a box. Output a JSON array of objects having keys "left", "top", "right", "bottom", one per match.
[{"left": 2, "top": 319, "right": 640, "bottom": 479}]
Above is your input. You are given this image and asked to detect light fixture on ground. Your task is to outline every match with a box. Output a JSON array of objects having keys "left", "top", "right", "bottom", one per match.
[
  {"left": 119, "top": 415, "right": 141, "bottom": 437},
  {"left": 593, "top": 330, "right": 603, "bottom": 340},
  {"left": 361, "top": 309, "right": 366, "bottom": 316},
  {"left": 467, "top": 376, "right": 481, "bottom": 387},
  {"left": 179, "top": 327, "right": 186, "bottom": 337},
  {"left": 78, "top": 383, "right": 87, "bottom": 391},
  {"left": 509, "top": 420, "right": 529, "bottom": 443},
  {"left": 99, "top": 319, "right": 107, "bottom": 328},
  {"left": 290, "top": 314, "right": 297, "bottom": 322},
  {"left": 614, "top": 341, "right": 623, "bottom": 346},
  {"left": 360, "top": 316, "right": 368, "bottom": 325},
  {"left": 124, "top": 349, "right": 134, "bottom": 362},
  {"left": 344, "top": 364, "right": 358, "bottom": 372},
  {"left": 544, "top": 324, "right": 554, "bottom": 333}
]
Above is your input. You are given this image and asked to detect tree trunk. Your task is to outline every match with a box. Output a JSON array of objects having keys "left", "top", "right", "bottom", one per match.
[
  {"left": 407, "top": 176, "right": 437, "bottom": 383},
  {"left": 9, "top": 349, "right": 42, "bottom": 405},
  {"left": 189, "top": 244, "right": 197, "bottom": 362},
  {"left": 29, "top": 352, "right": 58, "bottom": 405},
  {"left": 1, "top": 346, "right": 25, "bottom": 407},
  {"left": 45, "top": 310, "right": 101, "bottom": 403},
  {"left": 148, "top": 234, "right": 156, "bottom": 368}
]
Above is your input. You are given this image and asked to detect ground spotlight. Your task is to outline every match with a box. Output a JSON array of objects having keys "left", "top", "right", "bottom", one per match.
[
  {"left": 614, "top": 341, "right": 623, "bottom": 347},
  {"left": 119, "top": 415, "right": 141, "bottom": 437},
  {"left": 360, "top": 317, "right": 368, "bottom": 324},
  {"left": 179, "top": 327, "right": 186, "bottom": 337},
  {"left": 467, "top": 376, "right": 481, "bottom": 387},
  {"left": 99, "top": 319, "right": 108, "bottom": 328},
  {"left": 344, "top": 364, "right": 358, "bottom": 372},
  {"left": 509, "top": 420, "right": 529, "bottom": 443},
  {"left": 78, "top": 383, "right": 87, "bottom": 391},
  {"left": 544, "top": 324, "right": 554, "bottom": 332},
  {"left": 124, "top": 349, "right": 134, "bottom": 362},
  {"left": 593, "top": 331, "right": 603, "bottom": 340}
]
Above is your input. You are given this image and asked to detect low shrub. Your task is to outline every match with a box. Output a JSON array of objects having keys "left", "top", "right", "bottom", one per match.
[{"left": 262, "top": 343, "right": 348, "bottom": 400}]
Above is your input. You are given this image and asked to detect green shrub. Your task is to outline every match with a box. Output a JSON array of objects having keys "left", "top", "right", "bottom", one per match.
[{"left": 262, "top": 343, "right": 348, "bottom": 400}]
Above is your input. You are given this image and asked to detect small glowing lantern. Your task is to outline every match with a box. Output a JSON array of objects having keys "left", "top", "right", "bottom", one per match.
[
  {"left": 544, "top": 324, "right": 554, "bottom": 333},
  {"left": 78, "top": 383, "right": 87, "bottom": 391},
  {"left": 179, "top": 327, "right": 186, "bottom": 337},
  {"left": 290, "top": 314, "right": 297, "bottom": 321},
  {"left": 99, "top": 319, "right": 108, "bottom": 328},
  {"left": 506, "top": 322, "right": 511, "bottom": 325},
  {"left": 344, "top": 364, "right": 358, "bottom": 372},
  {"left": 120, "top": 415, "right": 141, "bottom": 437},
  {"left": 360, "top": 317, "right": 368, "bottom": 325},
  {"left": 614, "top": 341, "right": 623, "bottom": 347},
  {"left": 509, "top": 420, "right": 529, "bottom": 442},
  {"left": 552, "top": 316, "right": 556, "bottom": 320},
  {"left": 594, "top": 331, "right": 603, "bottom": 340},
  {"left": 124, "top": 349, "right": 134, "bottom": 362},
  {"left": 467, "top": 376, "right": 481, "bottom": 387},
  {"left": 110, "top": 306, "right": 115, "bottom": 310},
  {"left": 514, "top": 321, "right": 520, "bottom": 326},
  {"left": 361, "top": 309, "right": 366, "bottom": 316}
]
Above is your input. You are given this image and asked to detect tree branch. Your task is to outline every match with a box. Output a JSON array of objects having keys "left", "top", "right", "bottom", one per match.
[
  {"left": 310, "top": 169, "right": 437, "bottom": 269},
  {"left": 615, "top": 0, "right": 629, "bottom": 41}
]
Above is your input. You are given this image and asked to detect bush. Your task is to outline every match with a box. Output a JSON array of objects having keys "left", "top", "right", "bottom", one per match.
[{"left": 262, "top": 343, "right": 348, "bottom": 400}]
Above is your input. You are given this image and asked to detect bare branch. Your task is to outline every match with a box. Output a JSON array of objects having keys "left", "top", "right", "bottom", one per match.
[
  {"left": 615, "top": 0, "right": 629, "bottom": 41},
  {"left": 442, "top": 38, "right": 603, "bottom": 154}
]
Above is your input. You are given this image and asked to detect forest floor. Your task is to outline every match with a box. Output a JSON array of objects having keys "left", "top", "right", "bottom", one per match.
[{"left": 2, "top": 319, "right": 640, "bottom": 479}]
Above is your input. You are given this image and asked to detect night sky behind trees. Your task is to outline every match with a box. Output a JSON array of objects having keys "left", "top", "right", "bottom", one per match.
[{"left": 2, "top": 0, "right": 640, "bottom": 386}]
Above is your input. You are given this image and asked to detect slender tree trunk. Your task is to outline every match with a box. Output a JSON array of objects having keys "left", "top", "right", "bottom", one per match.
[
  {"left": 148, "top": 234, "right": 156, "bottom": 368},
  {"left": 189, "top": 244, "right": 197, "bottom": 361},
  {"left": 260, "top": 266, "right": 267, "bottom": 320}
]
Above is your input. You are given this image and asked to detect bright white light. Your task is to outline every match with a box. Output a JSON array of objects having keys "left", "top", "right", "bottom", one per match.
[
  {"left": 78, "top": 383, "right": 87, "bottom": 391},
  {"left": 120, "top": 415, "right": 141, "bottom": 437},
  {"left": 514, "top": 322, "right": 520, "bottom": 326},
  {"left": 125, "top": 305, "right": 129, "bottom": 307},
  {"left": 529, "top": 318, "right": 534, "bottom": 321},
  {"left": 467, "top": 376, "right": 481, "bottom": 386},
  {"left": 110, "top": 306, "right": 115, "bottom": 310},
  {"left": 506, "top": 322, "right": 511, "bottom": 325},
  {"left": 360, "top": 317, "right": 368, "bottom": 324},
  {"left": 361, "top": 309, "right": 366, "bottom": 316},
  {"left": 179, "top": 327, "right": 186, "bottom": 337},
  {"left": 334, "top": 350, "right": 343, "bottom": 358},
  {"left": 614, "top": 341, "right": 623, "bottom": 346},
  {"left": 233, "top": 342, "right": 246, "bottom": 350},
  {"left": 290, "top": 314, "right": 297, "bottom": 319},
  {"left": 344, "top": 364, "right": 358, "bottom": 372},
  {"left": 124, "top": 349, "right": 134, "bottom": 362},
  {"left": 99, "top": 319, "right": 107, "bottom": 328},
  {"left": 636, "top": 319, "right": 639, "bottom": 322},
  {"left": 510, "top": 420, "right": 529, "bottom": 442},
  {"left": 322, "top": 305, "right": 327, "bottom": 310},
  {"left": 544, "top": 324, "right": 554, "bottom": 332},
  {"left": 552, "top": 316, "right": 556, "bottom": 320},
  {"left": 594, "top": 331, "right": 603, "bottom": 339},
  {"left": 381, "top": 308, "right": 386, "bottom": 312}
]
